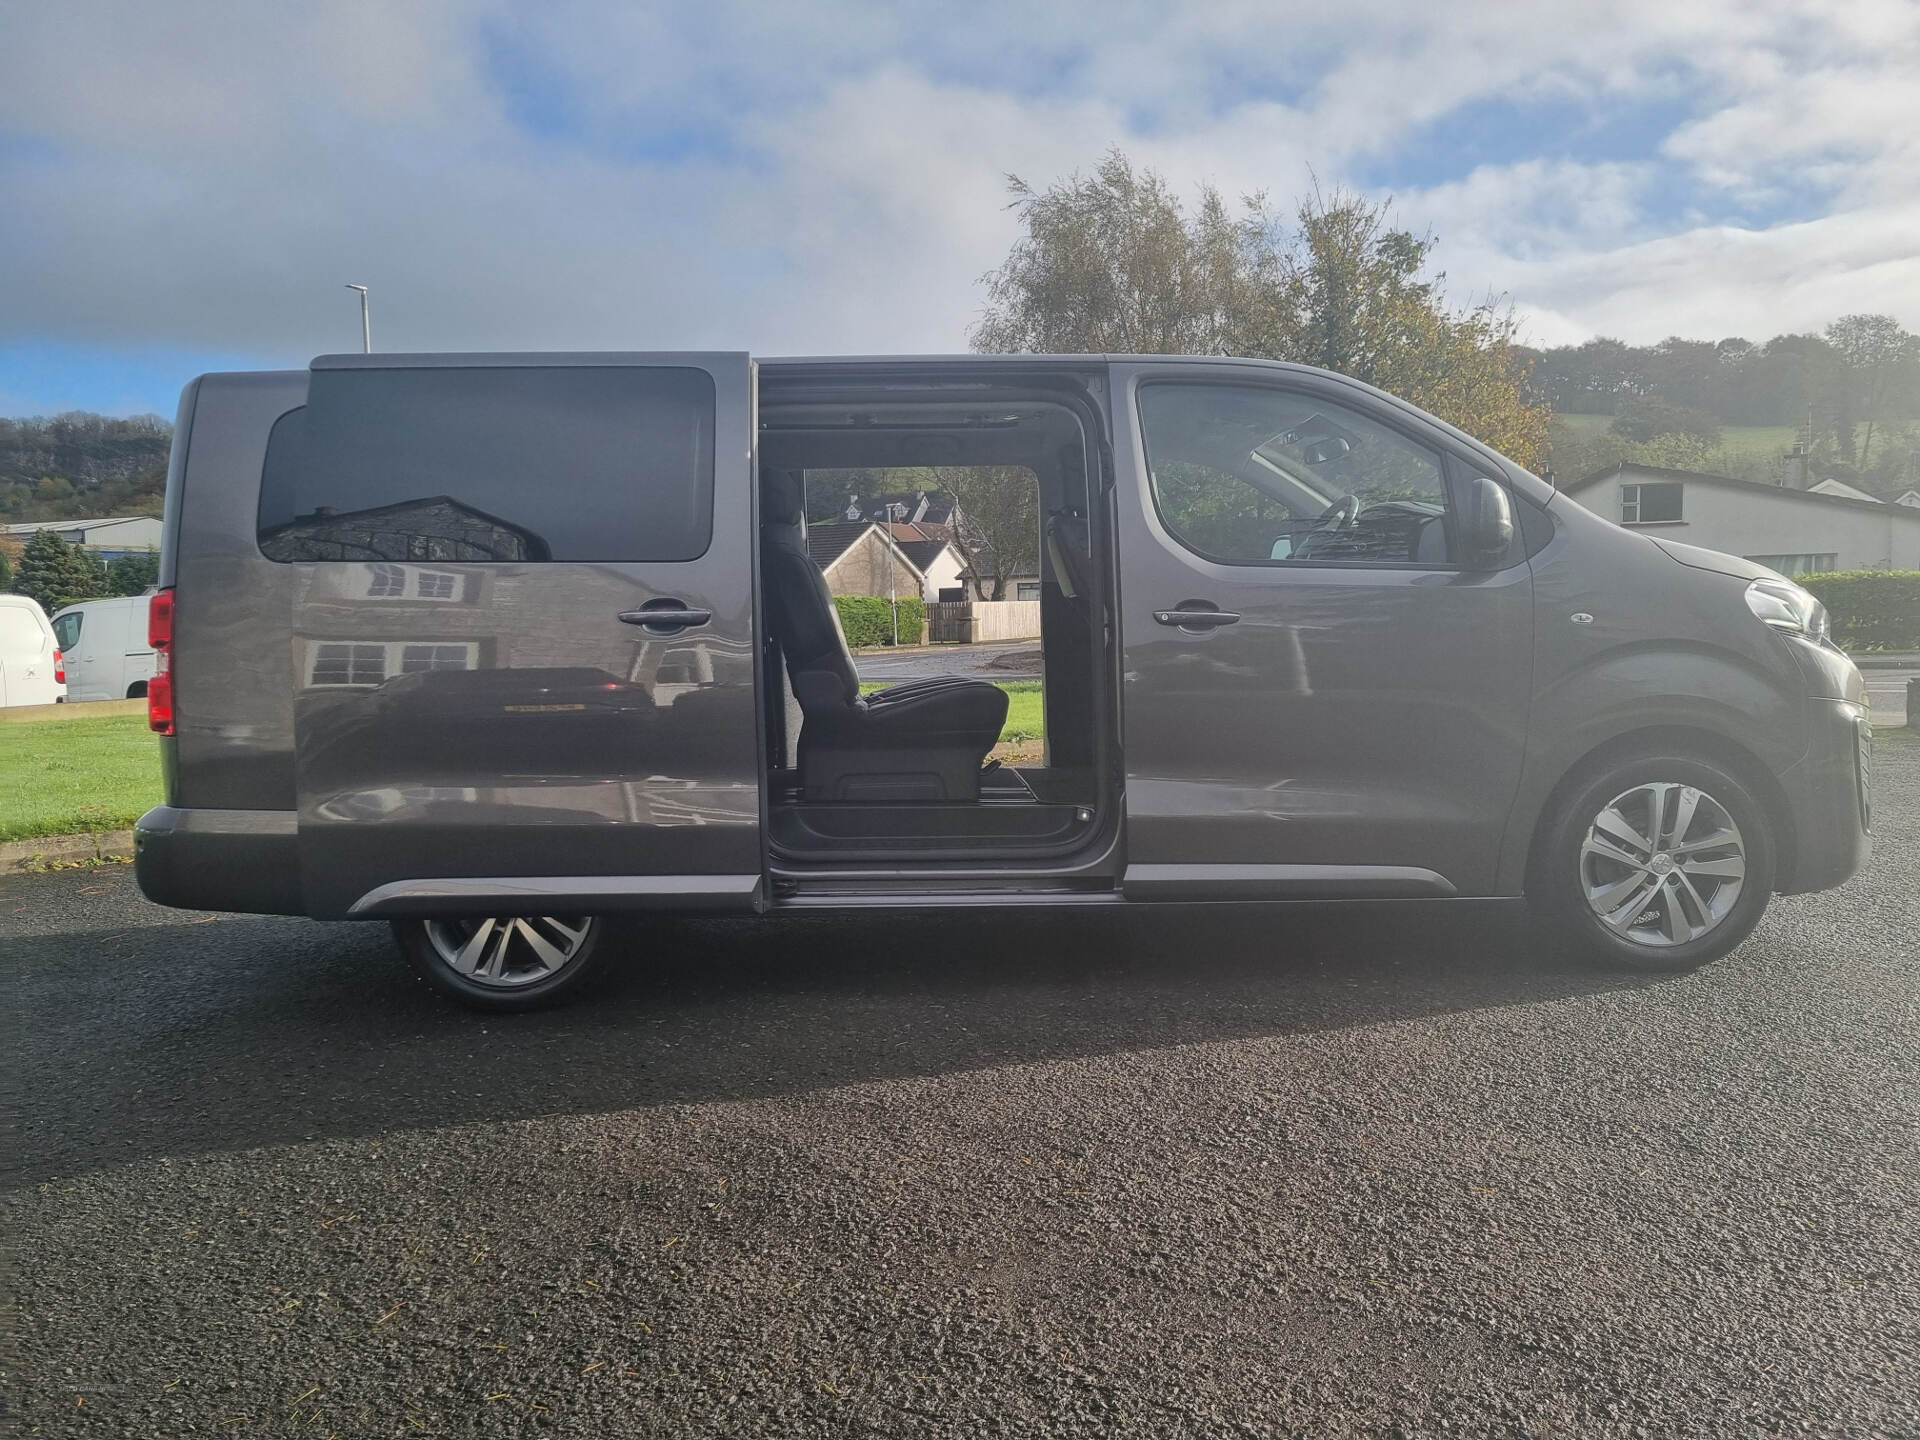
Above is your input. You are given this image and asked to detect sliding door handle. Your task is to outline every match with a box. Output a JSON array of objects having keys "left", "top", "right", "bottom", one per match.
[
  {"left": 1153, "top": 605, "right": 1240, "bottom": 629},
  {"left": 619, "top": 604, "right": 712, "bottom": 634}
]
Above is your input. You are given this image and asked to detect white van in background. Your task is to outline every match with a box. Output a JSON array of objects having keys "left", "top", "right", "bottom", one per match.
[
  {"left": 49, "top": 594, "right": 158, "bottom": 702},
  {"left": 0, "top": 594, "right": 67, "bottom": 706}
]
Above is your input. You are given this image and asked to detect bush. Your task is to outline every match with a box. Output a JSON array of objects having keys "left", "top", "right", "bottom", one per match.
[
  {"left": 833, "top": 594, "right": 926, "bottom": 647},
  {"left": 1799, "top": 570, "right": 1920, "bottom": 651}
]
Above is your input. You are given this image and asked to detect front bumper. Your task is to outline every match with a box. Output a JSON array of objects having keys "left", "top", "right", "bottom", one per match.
[{"left": 1774, "top": 699, "right": 1872, "bottom": 895}]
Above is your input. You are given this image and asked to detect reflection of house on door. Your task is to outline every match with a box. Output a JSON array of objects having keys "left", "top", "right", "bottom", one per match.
[{"left": 295, "top": 560, "right": 751, "bottom": 709}]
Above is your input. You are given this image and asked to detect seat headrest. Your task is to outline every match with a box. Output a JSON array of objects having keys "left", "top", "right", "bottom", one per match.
[{"left": 763, "top": 468, "right": 805, "bottom": 527}]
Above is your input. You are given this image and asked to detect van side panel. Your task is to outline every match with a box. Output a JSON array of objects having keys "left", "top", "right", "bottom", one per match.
[{"left": 168, "top": 371, "right": 308, "bottom": 810}]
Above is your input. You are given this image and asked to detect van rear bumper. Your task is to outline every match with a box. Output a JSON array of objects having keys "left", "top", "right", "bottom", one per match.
[
  {"left": 133, "top": 805, "right": 304, "bottom": 915},
  {"left": 1775, "top": 700, "right": 1873, "bottom": 895}
]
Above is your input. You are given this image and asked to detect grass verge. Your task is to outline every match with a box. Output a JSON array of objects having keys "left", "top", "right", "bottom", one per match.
[{"left": 0, "top": 713, "right": 161, "bottom": 842}]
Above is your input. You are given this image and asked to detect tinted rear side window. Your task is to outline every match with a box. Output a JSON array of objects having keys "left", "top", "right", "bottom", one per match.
[{"left": 258, "top": 366, "right": 715, "bottom": 563}]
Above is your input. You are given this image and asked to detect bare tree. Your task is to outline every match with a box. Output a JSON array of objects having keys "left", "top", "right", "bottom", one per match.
[{"left": 928, "top": 465, "right": 1038, "bottom": 601}]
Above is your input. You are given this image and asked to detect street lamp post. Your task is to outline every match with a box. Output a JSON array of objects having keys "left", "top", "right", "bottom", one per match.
[
  {"left": 345, "top": 284, "right": 371, "bottom": 354},
  {"left": 884, "top": 502, "right": 906, "bottom": 646}
]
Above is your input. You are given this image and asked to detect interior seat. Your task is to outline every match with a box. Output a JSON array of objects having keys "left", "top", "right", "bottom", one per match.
[{"left": 761, "top": 469, "right": 1009, "bottom": 802}]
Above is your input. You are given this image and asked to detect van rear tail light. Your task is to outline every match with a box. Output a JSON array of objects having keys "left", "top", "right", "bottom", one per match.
[
  {"left": 54, "top": 648, "right": 66, "bottom": 685},
  {"left": 148, "top": 588, "right": 175, "bottom": 735}
]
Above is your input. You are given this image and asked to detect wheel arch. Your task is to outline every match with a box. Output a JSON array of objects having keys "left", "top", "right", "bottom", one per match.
[{"left": 1517, "top": 724, "right": 1797, "bottom": 900}]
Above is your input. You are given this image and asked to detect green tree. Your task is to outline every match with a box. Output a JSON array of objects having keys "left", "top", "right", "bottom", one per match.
[
  {"left": 972, "top": 152, "right": 1549, "bottom": 468},
  {"left": 106, "top": 550, "right": 159, "bottom": 596},
  {"left": 1825, "top": 314, "right": 1918, "bottom": 471},
  {"left": 0, "top": 544, "right": 13, "bottom": 591},
  {"left": 15, "top": 529, "right": 106, "bottom": 612}
]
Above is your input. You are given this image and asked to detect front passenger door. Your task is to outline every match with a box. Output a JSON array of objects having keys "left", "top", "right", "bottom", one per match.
[{"left": 1113, "top": 365, "right": 1534, "bottom": 899}]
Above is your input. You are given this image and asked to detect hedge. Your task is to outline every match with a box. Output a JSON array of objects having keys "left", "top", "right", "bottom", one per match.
[
  {"left": 1799, "top": 570, "right": 1920, "bottom": 651},
  {"left": 833, "top": 594, "right": 926, "bottom": 647}
]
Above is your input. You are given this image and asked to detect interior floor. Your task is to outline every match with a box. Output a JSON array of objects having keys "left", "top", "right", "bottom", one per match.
[{"left": 757, "top": 376, "right": 1109, "bottom": 866}]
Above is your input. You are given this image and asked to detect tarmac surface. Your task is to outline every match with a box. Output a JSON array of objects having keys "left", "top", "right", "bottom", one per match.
[{"left": 4, "top": 736, "right": 1917, "bottom": 1438}]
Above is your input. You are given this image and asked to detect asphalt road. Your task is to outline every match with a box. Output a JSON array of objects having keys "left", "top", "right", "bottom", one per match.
[
  {"left": 5, "top": 738, "right": 1917, "bottom": 1439},
  {"left": 855, "top": 641, "right": 1039, "bottom": 681}
]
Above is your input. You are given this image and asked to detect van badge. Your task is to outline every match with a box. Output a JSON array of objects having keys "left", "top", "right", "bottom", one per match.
[{"left": 1570, "top": 612, "right": 1594, "bottom": 625}]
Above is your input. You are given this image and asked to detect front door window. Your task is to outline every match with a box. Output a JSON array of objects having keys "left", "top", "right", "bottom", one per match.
[{"left": 1137, "top": 384, "right": 1454, "bottom": 568}]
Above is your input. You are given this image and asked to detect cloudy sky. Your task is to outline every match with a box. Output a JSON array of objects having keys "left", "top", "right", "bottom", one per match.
[{"left": 4, "top": 0, "right": 1917, "bottom": 416}]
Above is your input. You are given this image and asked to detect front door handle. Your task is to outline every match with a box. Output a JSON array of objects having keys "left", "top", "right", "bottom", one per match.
[
  {"left": 1153, "top": 605, "right": 1240, "bottom": 629},
  {"left": 618, "top": 605, "right": 712, "bottom": 634}
]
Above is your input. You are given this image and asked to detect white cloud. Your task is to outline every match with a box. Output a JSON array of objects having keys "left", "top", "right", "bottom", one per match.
[{"left": 2, "top": 0, "right": 1917, "bottom": 398}]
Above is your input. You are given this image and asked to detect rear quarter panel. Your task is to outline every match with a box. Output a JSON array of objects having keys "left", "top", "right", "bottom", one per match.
[{"left": 166, "top": 371, "right": 307, "bottom": 809}]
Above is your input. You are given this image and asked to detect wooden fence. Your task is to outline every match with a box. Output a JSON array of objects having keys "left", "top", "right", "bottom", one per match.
[{"left": 925, "top": 600, "right": 1042, "bottom": 644}]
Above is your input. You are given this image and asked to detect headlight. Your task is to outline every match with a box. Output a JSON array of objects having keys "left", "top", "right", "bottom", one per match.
[{"left": 1745, "top": 576, "right": 1830, "bottom": 642}]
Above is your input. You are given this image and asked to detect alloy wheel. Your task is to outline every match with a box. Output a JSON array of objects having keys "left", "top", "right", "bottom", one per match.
[
  {"left": 421, "top": 915, "right": 598, "bottom": 988},
  {"left": 1578, "top": 782, "right": 1747, "bottom": 948}
]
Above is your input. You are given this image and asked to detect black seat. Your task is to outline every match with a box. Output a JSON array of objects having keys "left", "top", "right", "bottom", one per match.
[{"left": 762, "top": 469, "right": 1008, "bottom": 801}]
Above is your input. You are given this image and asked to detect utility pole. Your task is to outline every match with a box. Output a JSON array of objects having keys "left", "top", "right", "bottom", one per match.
[{"left": 345, "top": 284, "right": 371, "bottom": 353}]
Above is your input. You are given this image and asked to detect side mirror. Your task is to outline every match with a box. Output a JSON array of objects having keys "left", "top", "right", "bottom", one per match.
[{"left": 1462, "top": 476, "right": 1514, "bottom": 570}]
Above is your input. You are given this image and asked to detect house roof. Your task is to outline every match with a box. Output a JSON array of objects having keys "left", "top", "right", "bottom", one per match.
[
  {"left": 895, "top": 538, "right": 954, "bottom": 573},
  {"left": 805, "top": 520, "right": 928, "bottom": 581},
  {"left": 3, "top": 515, "right": 161, "bottom": 537},
  {"left": 1808, "top": 478, "right": 1882, "bottom": 503},
  {"left": 804, "top": 521, "right": 872, "bottom": 569},
  {"left": 1567, "top": 461, "right": 1920, "bottom": 525},
  {"left": 846, "top": 492, "right": 958, "bottom": 528}
]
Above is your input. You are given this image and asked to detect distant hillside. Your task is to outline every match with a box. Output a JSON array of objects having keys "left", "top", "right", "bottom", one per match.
[
  {"left": 1522, "top": 316, "right": 1920, "bottom": 498},
  {"left": 0, "top": 413, "right": 173, "bottom": 523}
]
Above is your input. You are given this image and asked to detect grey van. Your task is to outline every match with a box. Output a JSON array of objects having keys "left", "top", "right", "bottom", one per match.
[{"left": 134, "top": 353, "right": 1872, "bottom": 1008}]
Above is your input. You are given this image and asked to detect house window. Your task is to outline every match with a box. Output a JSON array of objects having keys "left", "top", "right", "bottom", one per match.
[
  {"left": 414, "top": 570, "right": 460, "bottom": 600},
  {"left": 310, "top": 642, "right": 388, "bottom": 687},
  {"left": 1745, "top": 553, "right": 1838, "bottom": 579},
  {"left": 367, "top": 563, "right": 406, "bottom": 597},
  {"left": 399, "top": 643, "right": 472, "bottom": 673},
  {"left": 1015, "top": 581, "right": 1042, "bottom": 601},
  {"left": 1620, "top": 483, "right": 1683, "bottom": 524},
  {"left": 308, "top": 640, "right": 477, "bottom": 686}
]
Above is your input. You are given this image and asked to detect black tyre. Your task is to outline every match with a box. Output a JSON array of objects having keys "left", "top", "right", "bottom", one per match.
[
  {"left": 392, "top": 914, "right": 607, "bottom": 1011},
  {"left": 1536, "top": 753, "right": 1775, "bottom": 973}
]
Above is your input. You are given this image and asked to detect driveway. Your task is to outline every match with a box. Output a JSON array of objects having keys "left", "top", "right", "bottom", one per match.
[{"left": 5, "top": 737, "right": 1917, "bottom": 1438}]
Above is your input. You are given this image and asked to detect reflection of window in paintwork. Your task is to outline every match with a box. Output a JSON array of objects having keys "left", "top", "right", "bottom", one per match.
[
  {"left": 400, "top": 644, "right": 470, "bottom": 673},
  {"left": 311, "top": 642, "right": 387, "bottom": 686},
  {"left": 257, "top": 366, "right": 716, "bottom": 564},
  {"left": 415, "top": 570, "right": 459, "bottom": 600},
  {"left": 367, "top": 563, "right": 405, "bottom": 597}
]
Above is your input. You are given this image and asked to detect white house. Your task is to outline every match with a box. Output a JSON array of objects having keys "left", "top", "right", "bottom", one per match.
[{"left": 1565, "top": 462, "right": 1920, "bottom": 577}]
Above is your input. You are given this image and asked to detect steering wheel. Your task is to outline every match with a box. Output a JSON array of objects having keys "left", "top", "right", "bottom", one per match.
[{"left": 1316, "top": 494, "right": 1361, "bottom": 529}]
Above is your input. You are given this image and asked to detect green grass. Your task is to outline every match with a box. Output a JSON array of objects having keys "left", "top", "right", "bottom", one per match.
[
  {"left": 862, "top": 679, "right": 1044, "bottom": 745},
  {"left": 0, "top": 712, "right": 162, "bottom": 842},
  {"left": 1554, "top": 412, "right": 1798, "bottom": 463}
]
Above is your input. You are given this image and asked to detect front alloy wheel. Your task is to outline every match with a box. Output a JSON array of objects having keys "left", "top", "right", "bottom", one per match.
[
  {"left": 394, "top": 914, "right": 606, "bottom": 1009},
  {"left": 1541, "top": 753, "right": 1775, "bottom": 973},
  {"left": 1579, "top": 782, "right": 1746, "bottom": 948}
]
